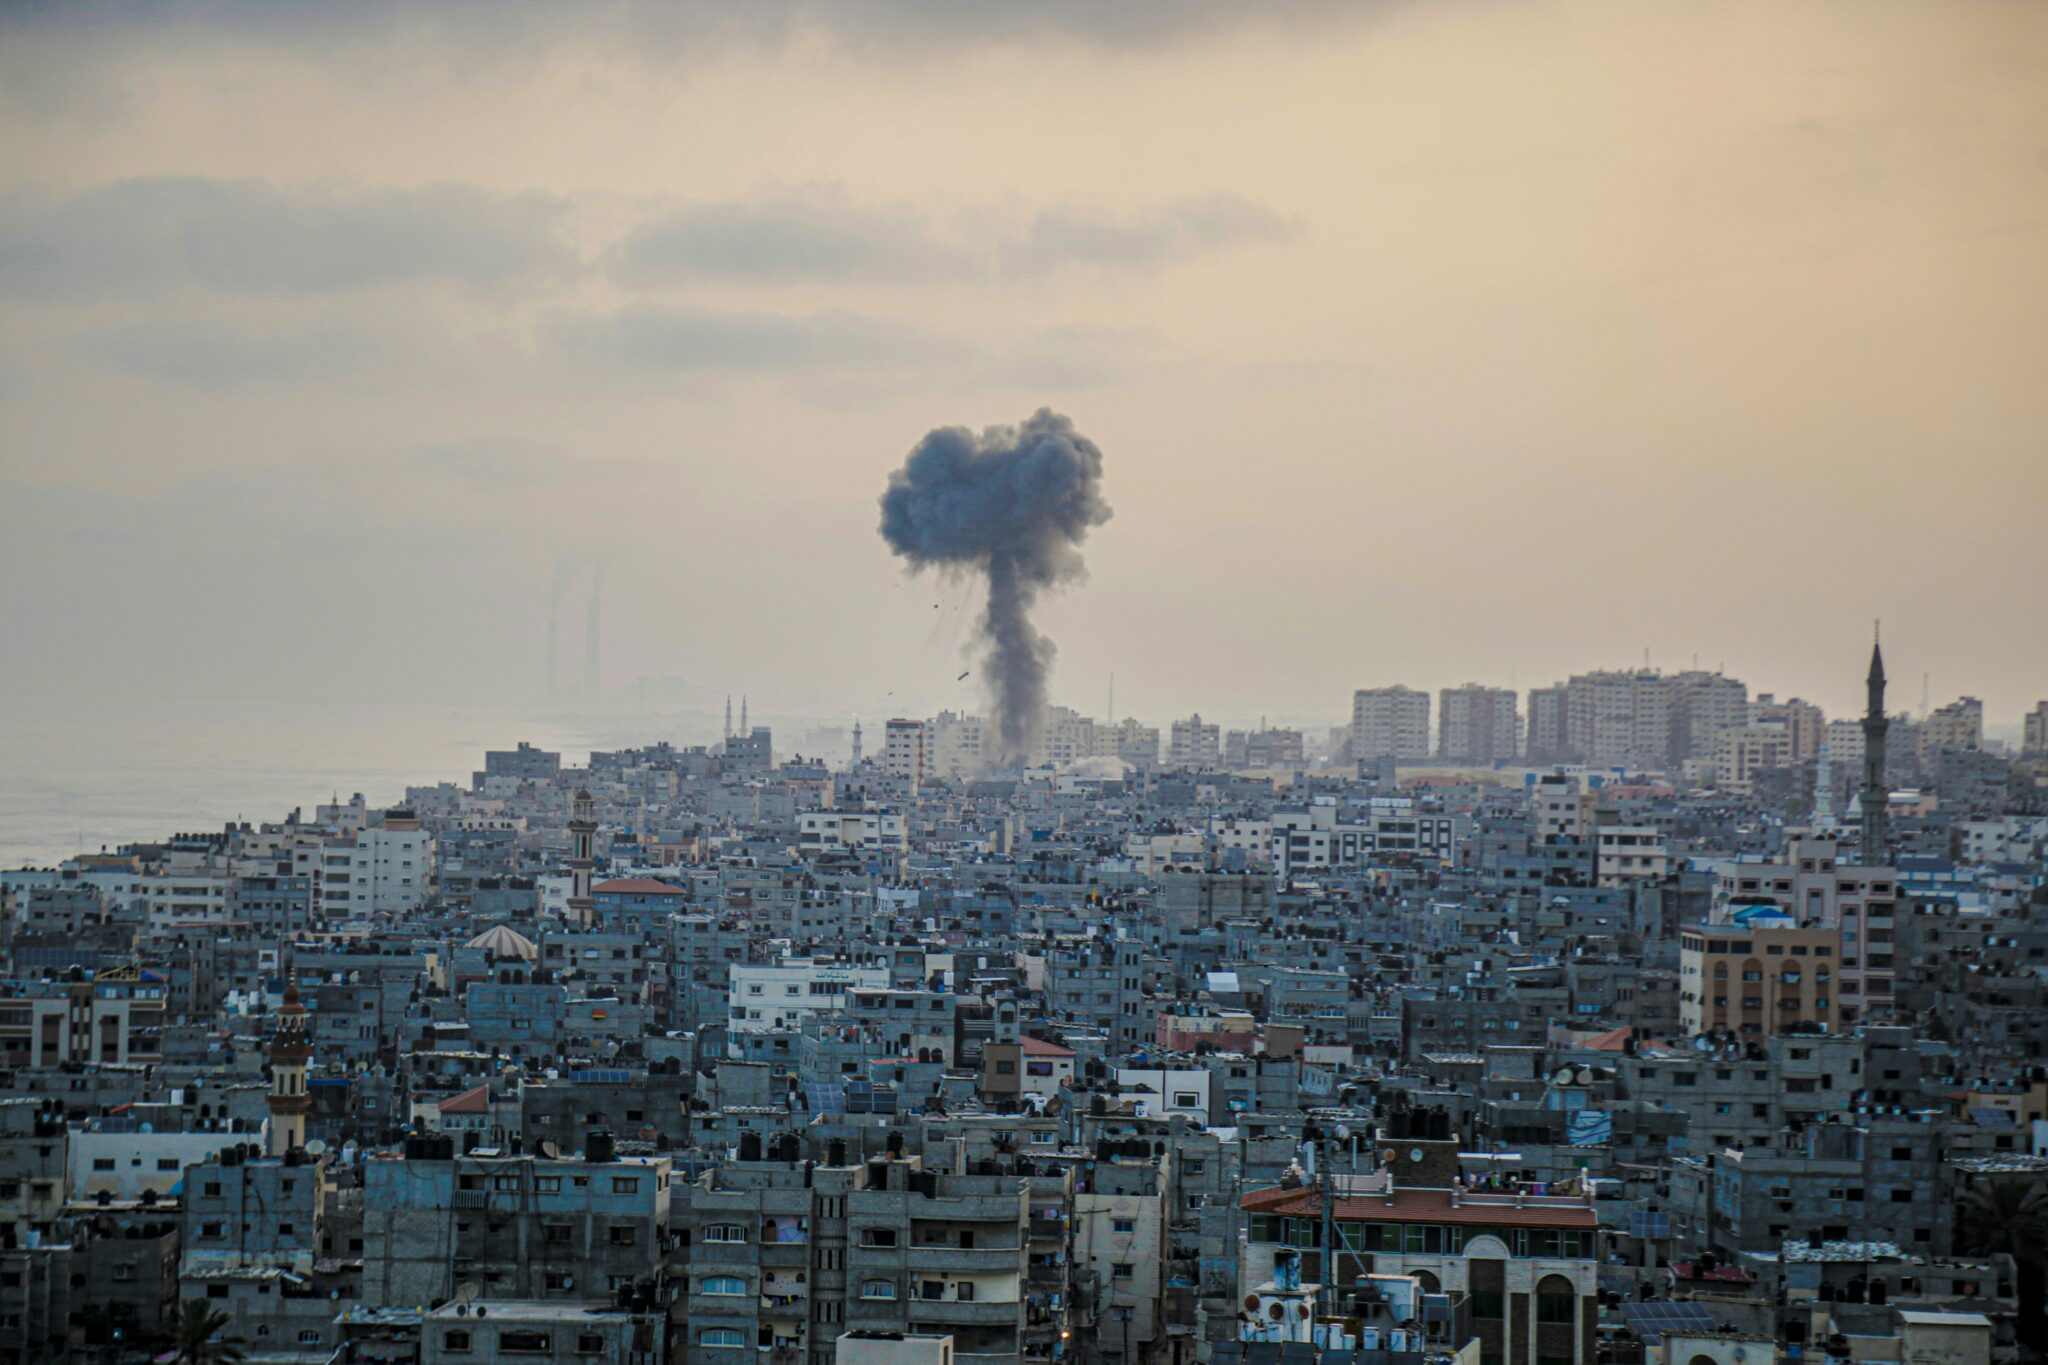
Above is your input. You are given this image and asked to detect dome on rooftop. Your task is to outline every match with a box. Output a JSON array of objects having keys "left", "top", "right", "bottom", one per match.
[{"left": 466, "top": 924, "right": 537, "bottom": 962}]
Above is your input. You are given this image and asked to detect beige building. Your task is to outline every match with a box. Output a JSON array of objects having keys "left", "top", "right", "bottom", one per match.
[
  {"left": 1564, "top": 670, "right": 1672, "bottom": 770},
  {"left": 1716, "top": 721, "right": 1795, "bottom": 793},
  {"left": 1595, "top": 825, "right": 1668, "bottom": 887},
  {"left": 1752, "top": 693, "right": 1826, "bottom": 762},
  {"left": 1679, "top": 916, "right": 1842, "bottom": 1037},
  {"left": 980, "top": 1036, "right": 1074, "bottom": 1103},
  {"left": 1713, "top": 833, "right": 1898, "bottom": 1026},
  {"left": 1438, "top": 684, "right": 1521, "bottom": 764},
  {"left": 1351, "top": 685, "right": 1431, "bottom": 762},
  {"left": 883, "top": 718, "right": 928, "bottom": 787},
  {"left": 1168, "top": 713, "right": 1220, "bottom": 769},
  {"left": 0, "top": 966, "right": 166, "bottom": 1066}
]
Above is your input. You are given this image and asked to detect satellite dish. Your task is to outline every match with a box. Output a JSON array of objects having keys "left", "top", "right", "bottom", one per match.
[
  {"left": 1694, "top": 1036, "right": 1714, "bottom": 1052},
  {"left": 139, "top": 1122, "right": 153, "bottom": 1134},
  {"left": 305, "top": 1140, "right": 328, "bottom": 1156},
  {"left": 1575, "top": 1068, "right": 1593, "bottom": 1085},
  {"left": 1553, "top": 1067, "right": 1574, "bottom": 1084}
]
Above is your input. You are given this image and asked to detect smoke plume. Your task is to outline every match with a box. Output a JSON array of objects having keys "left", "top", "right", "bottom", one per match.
[
  {"left": 879, "top": 408, "right": 1112, "bottom": 765},
  {"left": 547, "top": 554, "right": 574, "bottom": 696},
  {"left": 584, "top": 558, "right": 609, "bottom": 705}
]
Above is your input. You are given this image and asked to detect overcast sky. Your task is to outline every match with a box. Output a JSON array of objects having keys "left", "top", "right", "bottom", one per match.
[{"left": 2, "top": 0, "right": 2043, "bottom": 734}]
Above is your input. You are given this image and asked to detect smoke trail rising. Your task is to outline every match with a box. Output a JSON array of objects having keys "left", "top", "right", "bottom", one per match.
[{"left": 878, "top": 408, "right": 1111, "bottom": 765}]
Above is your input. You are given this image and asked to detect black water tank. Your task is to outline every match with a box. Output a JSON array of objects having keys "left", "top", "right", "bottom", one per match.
[
  {"left": 586, "top": 1130, "right": 616, "bottom": 1164},
  {"left": 738, "top": 1132, "right": 763, "bottom": 1162},
  {"left": 828, "top": 1139, "right": 848, "bottom": 1167}
]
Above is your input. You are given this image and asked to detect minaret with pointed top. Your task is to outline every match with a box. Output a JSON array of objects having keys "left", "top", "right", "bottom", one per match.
[
  {"left": 1860, "top": 629, "right": 1890, "bottom": 864},
  {"left": 567, "top": 788, "right": 596, "bottom": 929},
  {"left": 851, "top": 718, "right": 863, "bottom": 770},
  {"left": 724, "top": 695, "right": 733, "bottom": 742},
  {"left": 267, "top": 973, "right": 311, "bottom": 1157}
]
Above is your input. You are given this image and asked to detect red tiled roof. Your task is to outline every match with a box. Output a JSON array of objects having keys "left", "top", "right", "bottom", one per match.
[
  {"left": 593, "top": 878, "right": 687, "bottom": 895},
  {"left": 438, "top": 1084, "right": 490, "bottom": 1115},
  {"left": 1241, "top": 1184, "right": 1597, "bottom": 1230},
  {"left": 1021, "top": 1037, "right": 1075, "bottom": 1057},
  {"left": 1671, "top": 1261, "right": 1755, "bottom": 1284}
]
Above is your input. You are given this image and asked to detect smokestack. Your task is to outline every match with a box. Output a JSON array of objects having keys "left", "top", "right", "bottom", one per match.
[
  {"left": 546, "top": 556, "right": 573, "bottom": 697},
  {"left": 584, "top": 560, "right": 609, "bottom": 706},
  {"left": 878, "top": 408, "right": 1112, "bottom": 765}
]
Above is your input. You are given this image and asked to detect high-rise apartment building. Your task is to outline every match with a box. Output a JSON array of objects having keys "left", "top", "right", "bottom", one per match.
[
  {"left": 1437, "top": 684, "right": 1521, "bottom": 764},
  {"left": 1167, "top": 714, "right": 1220, "bottom": 769},
  {"left": 1919, "top": 696, "right": 1983, "bottom": 766},
  {"left": 2026, "top": 701, "right": 2048, "bottom": 757},
  {"left": 1668, "top": 671, "right": 1750, "bottom": 764},
  {"left": 1350, "top": 686, "right": 1431, "bottom": 762},
  {"left": 1752, "top": 693, "right": 1826, "bottom": 762},
  {"left": 1563, "top": 670, "right": 1671, "bottom": 770},
  {"left": 883, "top": 719, "right": 928, "bottom": 788},
  {"left": 1525, "top": 685, "right": 1570, "bottom": 763},
  {"left": 927, "top": 711, "right": 985, "bottom": 780},
  {"left": 1040, "top": 706, "right": 1098, "bottom": 765}
]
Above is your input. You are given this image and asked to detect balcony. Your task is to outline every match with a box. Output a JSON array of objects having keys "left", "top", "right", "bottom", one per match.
[
  {"left": 908, "top": 1245, "right": 1024, "bottom": 1274},
  {"left": 907, "top": 1296, "right": 1024, "bottom": 1326}
]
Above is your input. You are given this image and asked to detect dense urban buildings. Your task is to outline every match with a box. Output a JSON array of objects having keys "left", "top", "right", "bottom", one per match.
[{"left": 1, "top": 656, "right": 2044, "bottom": 1365}]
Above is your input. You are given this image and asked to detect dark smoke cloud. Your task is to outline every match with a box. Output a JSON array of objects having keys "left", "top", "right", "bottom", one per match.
[{"left": 878, "top": 409, "right": 1112, "bottom": 766}]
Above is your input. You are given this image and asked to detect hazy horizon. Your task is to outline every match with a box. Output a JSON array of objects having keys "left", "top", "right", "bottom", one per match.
[{"left": 4, "top": 0, "right": 2044, "bottom": 768}]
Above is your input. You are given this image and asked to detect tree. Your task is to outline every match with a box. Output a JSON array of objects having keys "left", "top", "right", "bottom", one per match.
[
  {"left": 171, "top": 1299, "right": 247, "bottom": 1365},
  {"left": 1956, "top": 1176, "right": 2048, "bottom": 1354}
]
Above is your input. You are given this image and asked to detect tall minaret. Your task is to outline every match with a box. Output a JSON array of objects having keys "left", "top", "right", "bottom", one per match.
[
  {"left": 1860, "top": 630, "right": 1890, "bottom": 865},
  {"left": 850, "top": 718, "right": 863, "bottom": 770},
  {"left": 724, "top": 695, "right": 733, "bottom": 742},
  {"left": 567, "top": 788, "right": 596, "bottom": 929},
  {"left": 266, "top": 973, "right": 311, "bottom": 1157},
  {"left": 741, "top": 696, "right": 749, "bottom": 734}
]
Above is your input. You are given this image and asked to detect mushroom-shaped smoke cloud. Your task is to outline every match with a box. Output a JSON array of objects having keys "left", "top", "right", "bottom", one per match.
[{"left": 878, "top": 408, "right": 1112, "bottom": 767}]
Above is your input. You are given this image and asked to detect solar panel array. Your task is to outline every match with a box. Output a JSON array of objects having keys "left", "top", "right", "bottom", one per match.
[
  {"left": 1620, "top": 1301, "right": 1718, "bottom": 1345},
  {"left": 1628, "top": 1210, "right": 1673, "bottom": 1239}
]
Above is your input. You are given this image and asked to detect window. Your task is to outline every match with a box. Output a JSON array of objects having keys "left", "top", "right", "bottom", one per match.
[
  {"left": 611, "top": 1177, "right": 641, "bottom": 1194},
  {"left": 703, "top": 1277, "right": 747, "bottom": 1296},
  {"left": 578, "top": 1335, "right": 605, "bottom": 1355},
  {"left": 299, "top": 1331, "right": 323, "bottom": 1344},
  {"left": 702, "top": 1329, "right": 746, "bottom": 1348},
  {"left": 1113, "top": 1218, "right": 1136, "bottom": 1234},
  {"left": 93, "top": 1158, "right": 116, "bottom": 1171},
  {"left": 535, "top": 1176, "right": 561, "bottom": 1193},
  {"left": 703, "top": 1224, "right": 747, "bottom": 1243},
  {"left": 1113, "top": 1263, "right": 1133, "bottom": 1281},
  {"left": 861, "top": 1228, "right": 898, "bottom": 1248},
  {"left": 500, "top": 1331, "right": 552, "bottom": 1353},
  {"left": 1535, "top": 1276, "right": 1577, "bottom": 1324},
  {"left": 157, "top": 1158, "right": 180, "bottom": 1172},
  {"left": 442, "top": 1330, "right": 472, "bottom": 1353},
  {"left": 544, "top": 1223, "right": 573, "bottom": 1245},
  {"left": 608, "top": 1225, "right": 638, "bottom": 1246}
]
